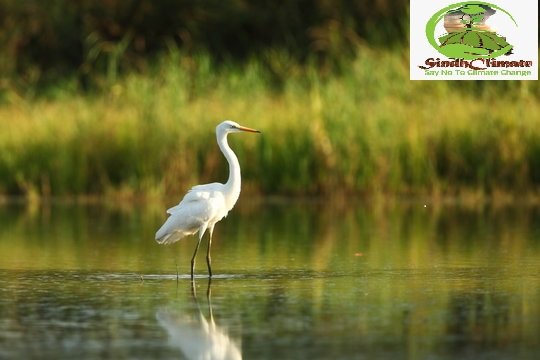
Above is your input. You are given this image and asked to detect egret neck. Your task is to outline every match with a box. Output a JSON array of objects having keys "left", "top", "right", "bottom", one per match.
[{"left": 217, "top": 129, "right": 241, "bottom": 210}]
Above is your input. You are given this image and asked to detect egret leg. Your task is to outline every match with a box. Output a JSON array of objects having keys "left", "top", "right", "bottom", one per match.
[
  {"left": 207, "top": 278, "right": 213, "bottom": 324},
  {"left": 206, "top": 226, "right": 214, "bottom": 278},
  {"left": 191, "top": 235, "right": 204, "bottom": 280},
  {"left": 206, "top": 277, "right": 212, "bottom": 299},
  {"left": 191, "top": 278, "right": 197, "bottom": 298},
  {"left": 175, "top": 259, "right": 179, "bottom": 284}
]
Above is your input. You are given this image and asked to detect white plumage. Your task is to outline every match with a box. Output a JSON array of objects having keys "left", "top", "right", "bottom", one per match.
[
  {"left": 155, "top": 120, "right": 260, "bottom": 278},
  {"left": 155, "top": 183, "right": 229, "bottom": 245}
]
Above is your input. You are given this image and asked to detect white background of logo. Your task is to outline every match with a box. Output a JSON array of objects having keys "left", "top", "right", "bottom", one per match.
[{"left": 410, "top": 0, "right": 538, "bottom": 80}]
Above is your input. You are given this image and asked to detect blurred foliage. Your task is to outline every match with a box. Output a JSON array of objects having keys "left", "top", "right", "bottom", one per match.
[
  {"left": 0, "top": 49, "right": 538, "bottom": 198},
  {"left": 0, "top": 0, "right": 407, "bottom": 91},
  {"left": 0, "top": 1, "right": 538, "bottom": 199}
]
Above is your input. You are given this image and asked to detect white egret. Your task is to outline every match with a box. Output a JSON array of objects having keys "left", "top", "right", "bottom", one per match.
[{"left": 155, "top": 120, "right": 260, "bottom": 279}]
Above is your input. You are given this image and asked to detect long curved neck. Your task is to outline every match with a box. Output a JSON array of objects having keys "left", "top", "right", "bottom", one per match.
[{"left": 217, "top": 131, "right": 241, "bottom": 208}]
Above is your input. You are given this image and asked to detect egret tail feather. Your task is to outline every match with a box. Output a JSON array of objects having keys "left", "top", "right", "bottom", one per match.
[{"left": 155, "top": 231, "right": 187, "bottom": 245}]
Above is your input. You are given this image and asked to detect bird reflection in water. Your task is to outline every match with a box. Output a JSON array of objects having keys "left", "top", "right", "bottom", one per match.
[{"left": 156, "top": 279, "right": 242, "bottom": 360}]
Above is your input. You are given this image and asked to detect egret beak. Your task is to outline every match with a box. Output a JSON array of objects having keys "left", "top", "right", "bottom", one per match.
[{"left": 237, "top": 125, "right": 261, "bottom": 133}]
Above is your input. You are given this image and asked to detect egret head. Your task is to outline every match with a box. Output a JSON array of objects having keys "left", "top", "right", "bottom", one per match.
[{"left": 217, "top": 120, "right": 260, "bottom": 135}]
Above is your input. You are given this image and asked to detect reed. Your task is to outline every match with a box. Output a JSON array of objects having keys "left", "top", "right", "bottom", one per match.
[{"left": 0, "top": 48, "right": 538, "bottom": 199}]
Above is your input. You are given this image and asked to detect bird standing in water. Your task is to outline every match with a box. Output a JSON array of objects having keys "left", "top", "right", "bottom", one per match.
[{"left": 155, "top": 120, "right": 260, "bottom": 279}]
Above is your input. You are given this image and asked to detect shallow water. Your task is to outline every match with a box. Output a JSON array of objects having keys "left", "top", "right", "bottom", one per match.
[{"left": 0, "top": 200, "right": 539, "bottom": 359}]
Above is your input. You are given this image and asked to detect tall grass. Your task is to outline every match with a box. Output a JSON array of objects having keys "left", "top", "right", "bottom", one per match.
[{"left": 0, "top": 47, "right": 539, "bottom": 199}]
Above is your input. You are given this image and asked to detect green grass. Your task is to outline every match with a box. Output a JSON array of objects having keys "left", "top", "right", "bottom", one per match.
[{"left": 0, "top": 47, "right": 539, "bottom": 199}]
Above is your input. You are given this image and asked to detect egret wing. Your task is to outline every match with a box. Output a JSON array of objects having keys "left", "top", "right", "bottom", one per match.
[
  {"left": 156, "top": 200, "right": 210, "bottom": 244},
  {"left": 156, "top": 183, "right": 226, "bottom": 244},
  {"left": 167, "top": 183, "right": 222, "bottom": 214}
]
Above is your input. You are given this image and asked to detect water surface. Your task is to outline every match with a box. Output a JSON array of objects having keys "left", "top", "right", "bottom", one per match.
[{"left": 0, "top": 200, "right": 539, "bottom": 359}]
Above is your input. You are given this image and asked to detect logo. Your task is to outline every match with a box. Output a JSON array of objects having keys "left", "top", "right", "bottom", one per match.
[
  {"left": 427, "top": 2, "right": 515, "bottom": 60},
  {"left": 410, "top": 0, "right": 538, "bottom": 80}
]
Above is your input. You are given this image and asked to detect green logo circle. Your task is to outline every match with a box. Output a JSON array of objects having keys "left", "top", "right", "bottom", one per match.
[{"left": 425, "top": 1, "right": 517, "bottom": 60}]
